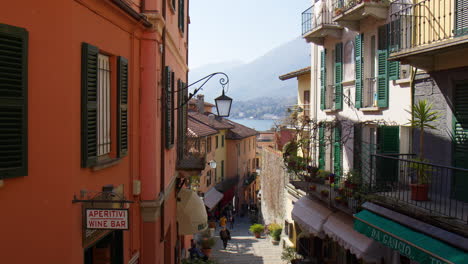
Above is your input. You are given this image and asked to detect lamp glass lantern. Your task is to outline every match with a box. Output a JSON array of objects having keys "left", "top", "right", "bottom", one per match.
[{"left": 214, "top": 90, "right": 233, "bottom": 117}]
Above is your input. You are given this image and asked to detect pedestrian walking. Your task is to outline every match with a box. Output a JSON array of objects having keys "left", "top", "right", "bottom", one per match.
[
  {"left": 219, "top": 227, "right": 231, "bottom": 249},
  {"left": 219, "top": 215, "right": 227, "bottom": 228},
  {"left": 229, "top": 215, "right": 235, "bottom": 229}
]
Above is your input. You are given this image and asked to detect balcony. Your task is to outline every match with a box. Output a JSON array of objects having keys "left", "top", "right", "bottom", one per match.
[
  {"left": 332, "top": 0, "right": 390, "bottom": 31},
  {"left": 324, "top": 85, "right": 338, "bottom": 111},
  {"left": 363, "top": 77, "right": 377, "bottom": 109},
  {"left": 289, "top": 173, "right": 363, "bottom": 214},
  {"left": 369, "top": 154, "right": 468, "bottom": 232},
  {"left": 302, "top": 5, "right": 343, "bottom": 45},
  {"left": 176, "top": 138, "right": 206, "bottom": 172},
  {"left": 388, "top": 0, "right": 468, "bottom": 71}
]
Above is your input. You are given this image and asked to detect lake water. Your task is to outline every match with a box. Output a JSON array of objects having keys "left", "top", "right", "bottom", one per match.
[{"left": 230, "top": 119, "right": 278, "bottom": 132}]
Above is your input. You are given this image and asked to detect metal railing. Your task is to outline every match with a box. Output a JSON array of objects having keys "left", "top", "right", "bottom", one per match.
[
  {"left": 302, "top": 4, "right": 339, "bottom": 35},
  {"left": 369, "top": 154, "right": 468, "bottom": 222},
  {"left": 333, "top": 0, "right": 391, "bottom": 16},
  {"left": 389, "top": 0, "right": 468, "bottom": 53},
  {"left": 364, "top": 77, "right": 377, "bottom": 108}
]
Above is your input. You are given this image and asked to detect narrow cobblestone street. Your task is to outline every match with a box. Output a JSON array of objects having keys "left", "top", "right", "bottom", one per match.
[{"left": 210, "top": 217, "right": 286, "bottom": 264}]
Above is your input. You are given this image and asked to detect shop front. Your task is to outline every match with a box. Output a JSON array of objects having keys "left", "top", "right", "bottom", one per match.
[
  {"left": 354, "top": 209, "right": 468, "bottom": 264},
  {"left": 291, "top": 197, "right": 389, "bottom": 264},
  {"left": 74, "top": 185, "right": 132, "bottom": 264}
]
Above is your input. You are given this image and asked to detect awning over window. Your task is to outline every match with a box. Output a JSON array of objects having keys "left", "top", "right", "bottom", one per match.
[
  {"left": 324, "top": 212, "right": 386, "bottom": 263},
  {"left": 354, "top": 210, "right": 468, "bottom": 264},
  {"left": 203, "top": 187, "right": 224, "bottom": 210},
  {"left": 291, "top": 197, "right": 333, "bottom": 238},
  {"left": 177, "top": 189, "right": 208, "bottom": 235}
]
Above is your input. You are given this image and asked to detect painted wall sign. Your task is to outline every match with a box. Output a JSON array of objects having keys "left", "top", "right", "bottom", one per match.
[{"left": 86, "top": 209, "right": 129, "bottom": 230}]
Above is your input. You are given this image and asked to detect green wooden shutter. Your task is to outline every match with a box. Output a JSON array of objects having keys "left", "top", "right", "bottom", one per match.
[
  {"left": 455, "top": 0, "right": 468, "bottom": 36},
  {"left": 335, "top": 43, "right": 343, "bottom": 110},
  {"left": 376, "top": 126, "right": 400, "bottom": 185},
  {"left": 318, "top": 126, "right": 325, "bottom": 170},
  {"left": 377, "top": 25, "right": 389, "bottom": 107},
  {"left": 388, "top": 21, "right": 400, "bottom": 80},
  {"left": 0, "top": 24, "right": 28, "bottom": 178},
  {"left": 377, "top": 126, "right": 399, "bottom": 154},
  {"left": 333, "top": 127, "right": 342, "bottom": 178},
  {"left": 453, "top": 83, "right": 468, "bottom": 201},
  {"left": 165, "top": 66, "right": 174, "bottom": 149},
  {"left": 81, "top": 43, "right": 99, "bottom": 168},
  {"left": 320, "top": 49, "right": 326, "bottom": 110},
  {"left": 178, "top": 0, "right": 185, "bottom": 32},
  {"left": 355, "top": 34, "right": 363, "bottom": 109},
  {"left": 117, "top": 56, "right": 128, "bottom": 158}
]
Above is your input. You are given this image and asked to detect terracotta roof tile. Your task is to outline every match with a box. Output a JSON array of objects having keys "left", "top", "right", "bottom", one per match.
[
  {"left": 187, "top": 117, "right": 218, "bottom": 137},
  {"left": 279, "top": 66, "right": 311, "bottom": 80},
  {"left": 188, "top": 111, "right": 234, "bottom": 130}
]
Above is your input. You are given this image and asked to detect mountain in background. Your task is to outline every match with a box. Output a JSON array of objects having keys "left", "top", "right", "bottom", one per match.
[{"left": 189, "top": 37, "right": 310, "bottom": 105}]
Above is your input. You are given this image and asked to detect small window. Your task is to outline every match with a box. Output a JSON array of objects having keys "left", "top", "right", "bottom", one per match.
[
  {"left": 207, "top": 136, "right": 212, "bottom": 152},
  {"left": 216, "top": 136, "right": 219, "bottom": 148},
  {"left": 221, "top": 160, "right": 224, "bottom": 181},
  {"left": 221, "top": 135, "right": 225, "bottom": 147}
]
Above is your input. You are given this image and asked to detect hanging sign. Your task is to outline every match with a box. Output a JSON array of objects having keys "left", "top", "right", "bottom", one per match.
[{"left": 86, "top": 209, "right": 129, "bottom": 230}]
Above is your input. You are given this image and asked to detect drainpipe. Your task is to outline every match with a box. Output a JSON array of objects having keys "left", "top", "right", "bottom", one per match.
[{"left": 160, "top": 0, "right": 167, "bottom": 243}]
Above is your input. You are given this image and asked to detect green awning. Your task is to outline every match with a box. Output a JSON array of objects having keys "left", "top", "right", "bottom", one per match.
[{"left": 354, "top": 210, "right": 468, "bottom": 264}]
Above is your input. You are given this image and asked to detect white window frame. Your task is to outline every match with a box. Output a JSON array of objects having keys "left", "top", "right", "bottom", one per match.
[
  {"left": 98, "top": 54, "right": 111, "bottom": 157},
  {"left": 363, "top": 34, "right": 378, "bottom": 108}
]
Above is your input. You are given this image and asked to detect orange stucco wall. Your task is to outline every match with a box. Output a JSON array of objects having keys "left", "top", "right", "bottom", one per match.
[{"left": 0, "top": 0, "right": 188, "bottom": 263}]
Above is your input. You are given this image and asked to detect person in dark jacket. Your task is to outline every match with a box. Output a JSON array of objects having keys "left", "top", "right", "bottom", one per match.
[{"left": 219, "top": 227, "right": 231, "bottom": 249}]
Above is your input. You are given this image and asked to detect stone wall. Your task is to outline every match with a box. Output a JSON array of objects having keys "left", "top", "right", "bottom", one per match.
[
  {"left": 260, "top": 147, "right": 287, "bottom": 226},
  {"left": 413, "top": 71, "right": 452, "bottom": 165}
]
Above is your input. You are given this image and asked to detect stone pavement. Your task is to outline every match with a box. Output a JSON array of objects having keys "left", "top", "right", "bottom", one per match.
[{"left": 210, "top": 217, "right": 286, "bottom": 264}]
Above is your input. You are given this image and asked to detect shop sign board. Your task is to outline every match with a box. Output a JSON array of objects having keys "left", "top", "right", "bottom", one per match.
[{"left": 86, "top": 209, "right": 129, "bottom": 230}]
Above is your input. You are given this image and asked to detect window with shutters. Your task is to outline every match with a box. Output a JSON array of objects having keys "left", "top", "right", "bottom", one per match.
[
  {"left": 221, "top": 135, "right": 225, "bottom": 147},
  {"left": 216, "top": 136, "right": 219, "bottom": 149},
  {"left": 165, "top": 66, "right": 175, "bottom": 149},
  {"left": 343, "top": 41, "right": 355, "bottom": 82},
  {"left": 0, "top": 23, "right": 28, "bottom": 178},
  {"left": 81, "top": 43, "right": 128, "bottom": 168},
  {"left": 178, "top": 0, "right": 185, "bottom": 33},
  {"left": 97, "top": 54, "right": 111, "bottom": 157},
  {"left": 363, "top": 34, "right": 378, "bottom": 108},
  {"left": 221, "top": 160, "right": 224, "bottom": 181},
  {"left": 207, "top": 136, "right": 212, "bottom": 152}
]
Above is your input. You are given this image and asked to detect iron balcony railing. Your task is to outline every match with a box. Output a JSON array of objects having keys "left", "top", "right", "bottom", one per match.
[
  {"left": 333, "top": 0, "right": 391, "bottom": 16},
  {"left": 389, "top": 0, "right": 468, "bottom": 53},
  {"left": 326, "top": 85, "right": 336, "bottom": 110},
  {"left": 302, "top": 4, "right": 339, "bottom": 35},
  {"left": 369, "top": 154, "right": 468, "bottom": 223},
  {"left": 364, "top": 77, "right": 377, "bottom": 108}
]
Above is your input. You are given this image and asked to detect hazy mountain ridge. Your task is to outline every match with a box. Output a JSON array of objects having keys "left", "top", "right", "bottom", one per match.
[{"left": 189, "top": 37, "right": 310, "bottom": 103}]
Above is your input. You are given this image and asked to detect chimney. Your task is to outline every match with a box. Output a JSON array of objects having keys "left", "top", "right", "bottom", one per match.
[{"left": 197, "top": 94, "right": 205, "bottom": 113}]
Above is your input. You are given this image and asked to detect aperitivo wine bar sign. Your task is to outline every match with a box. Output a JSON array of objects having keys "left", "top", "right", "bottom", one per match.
[{"left": 86, "top": 209, "right": 129, "bottom": 230}]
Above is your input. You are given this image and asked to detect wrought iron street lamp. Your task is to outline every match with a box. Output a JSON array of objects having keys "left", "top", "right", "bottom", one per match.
[{"left": 177, "top": 72, "right": 232, "bottom": 117}]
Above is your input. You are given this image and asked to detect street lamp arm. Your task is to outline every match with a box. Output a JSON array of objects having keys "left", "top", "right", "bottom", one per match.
[{"left": 173, "top": 72, "right": 230, "bottom": 110}]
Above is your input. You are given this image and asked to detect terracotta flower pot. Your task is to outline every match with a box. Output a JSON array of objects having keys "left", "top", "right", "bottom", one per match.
[
  {"left": 410, "top": 184, "right": 429, "bottom": 201},
  {"left": 201, "top": 248, "right": 212, "bottom": 257},
  {"left": 254, "top": 232, "right": 261, "bottom": 238}
]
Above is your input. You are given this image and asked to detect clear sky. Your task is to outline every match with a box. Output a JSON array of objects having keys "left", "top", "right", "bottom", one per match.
[{"left": 188, "top": 0, "right": 311, "bottom": 69}]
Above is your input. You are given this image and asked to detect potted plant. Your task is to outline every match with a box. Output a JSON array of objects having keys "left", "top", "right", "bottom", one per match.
[
  {"left": 281, "top": 247, "right": 303, "bottom": 264},
  {"left": 406, "top": 100, "right": 440, "bottom": 201},
  {"left": 334, "top": 7, "right": 343, "bottom": 16},
  {"left": 309, "top": 184, "right": 317, "bottom": 191},
  {"left": 199, "top": 237, "right": 216, "bottom": 257},
  {"left": 320, "top": 189, "right": 329, "bottom": 197},
  {"left": 268, "top": 223, "right": 282, "bottom": 245},
  {"left": 334, "top": 196, "right": 343, "bottom": 204},
  {"left": 249, "top": 223, "right": 264, "bottom": 238}
]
